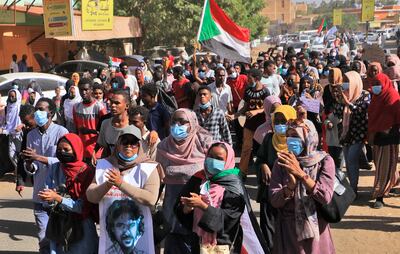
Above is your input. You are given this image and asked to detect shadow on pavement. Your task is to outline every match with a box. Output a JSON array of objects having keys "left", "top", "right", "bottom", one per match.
[
  {"left": 0, "top": 219, "right": 36, "bottom": 240},
  {"left": 331, "top": 215, "right": 400, "bottom": 232},
  {"left": 0, "top": 199, "right": 33, "bottom": 210}
]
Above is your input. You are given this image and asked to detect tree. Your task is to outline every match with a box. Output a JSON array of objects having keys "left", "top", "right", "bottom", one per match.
[{"left": 113, "top": 0, "right": 267, "bottom": 50}]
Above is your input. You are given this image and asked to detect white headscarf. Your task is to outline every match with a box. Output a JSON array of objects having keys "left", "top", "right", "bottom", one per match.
[
  {"left": 5, "top": 88, "right": 22, "bottom": 136},
  {"left": 63, "top": 86, "right": 81, "bottom": 120}
]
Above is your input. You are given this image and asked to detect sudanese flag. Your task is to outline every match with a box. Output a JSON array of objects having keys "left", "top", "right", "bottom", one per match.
[{"left": 197, "top": 0, "right": 251, "bottom": 63}]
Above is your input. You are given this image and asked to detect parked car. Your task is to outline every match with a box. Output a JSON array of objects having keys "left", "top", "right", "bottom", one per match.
[
  {"left": 0, "top": 72, "right": 67, "bottom": 102},
  {"left": 48, "top": 60, "right": 108, "bottom": 78},
  {"left": 366, "top": 32, "right": 379, "bottom": 42},
  {"left": 299, "top": 34, "right": 311, "bottom": 44}
]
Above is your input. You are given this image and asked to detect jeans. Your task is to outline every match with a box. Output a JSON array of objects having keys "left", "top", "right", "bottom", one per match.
[
  {"left": 343, "top": 143, "right": 364, "bottom": 193},
  {"left": 328, "top": 146, "right": 343, "bottom": 170},
  {"left": 34, "top": 203, "right": 50, "bottom": 254}
]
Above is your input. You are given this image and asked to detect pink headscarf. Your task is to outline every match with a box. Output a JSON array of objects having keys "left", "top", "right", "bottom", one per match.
[
  {"left": 193, "top": 142, "right": 236, "bottom": 245},
  {"left": 253, "top": 96, "right": 282, "bottom": 144},
  {"left": 157, "top": 108, "right": 213, "bottom": 166},
  {"left": 342, "top": 71, "right": 363, "bottom": 137},
  {"left": 384, "top": 54, "right": 400, "bottom": 81}
]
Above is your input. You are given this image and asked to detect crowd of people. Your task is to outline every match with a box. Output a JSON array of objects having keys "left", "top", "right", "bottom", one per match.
[{"left": 0, "top": 37, "right": 399, "bottom": 254}]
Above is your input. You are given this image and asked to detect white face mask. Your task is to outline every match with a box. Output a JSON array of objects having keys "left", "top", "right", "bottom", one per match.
[{"left": 229, "top": 72, "right": 238, "bottom": 79}]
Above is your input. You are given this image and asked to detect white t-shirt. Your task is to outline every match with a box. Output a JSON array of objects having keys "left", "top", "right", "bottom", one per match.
[
  {"left": 96, "top": 159, "right": 157, "bottom": 254},
  {"left": 124, "top": 74, "right": 139, "bottom": 100},
  {"left": 209, "top": 82, "right": 233, "bottom": 113},
  {"left": 260, "top": 74, "right": 284, "bottom": 96},
  {"left": 9, "top": 61, "right": 18, "bottom": 73}
]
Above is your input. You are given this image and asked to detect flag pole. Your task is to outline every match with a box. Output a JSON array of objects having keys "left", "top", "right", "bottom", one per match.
[{"left": 197, "top": 0, "right": 208, "bottom": 42}]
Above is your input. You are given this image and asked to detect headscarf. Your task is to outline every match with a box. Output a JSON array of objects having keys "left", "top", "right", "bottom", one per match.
[
  {"left": 368, "top": 73, "right": 400, "bottom": 133},
  {"left": 71, "top": 72, "right": 80, "bottom": 86},
  {"left": 271, "top": 105, "right": 297, "bottom": 152},
  {"left": 342, "top": 71, "right": 363, "bottom": 137},
  {"left": 253, "top": 96, "right": 282, "bottom": 144},
  {"left": 63, "top": 86, "right": 81, "bottom": 120},
  {"left": 287, "top": 120, "right": 327, "bottom": 241},
  {"left": 384, "top": 54, "right": 400, "bottom": 81},
  {"left": 193, "top": 142, "right": 240, "bottom": 245},
  {"left": 329, "top": 68, "right": 343, "bottom": 86},
  {"left": 58, "top": 133, "right": 95, "bottom": 219},
  {"left": 355, "top": 60, "right": 367, "bottom": 77},
  {"left": 106, "top": 125, "right": 151, "bottom": 171},
  {"left": 157, "top": 108, "right": 213, "bottom": 166},
  {"left": 364, "top": 62, "right": 383, "bottom": 89},
  {"left": 5, "top": 89, "right": 22, "bottom": 135}
]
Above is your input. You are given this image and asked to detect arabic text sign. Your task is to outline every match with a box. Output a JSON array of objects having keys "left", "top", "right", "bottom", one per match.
[
  {"left": 300, "top": 97, "right": 320, "bottom": 114},
  {"left": 361, "top": 0, "right": 375, "bottom": 22},
  {"left": 43, "top": 0, "right": 74, "bottom": 38},
  {"left": 82, "top": 0, "right": 113, "bottom": 31}
]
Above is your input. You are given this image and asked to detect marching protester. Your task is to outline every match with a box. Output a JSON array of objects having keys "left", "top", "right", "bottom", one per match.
[
  {"left": 22, "top": 98, "right": 68, "bottom": 253},
  {"left": 87, "top": 126, "right": 160, "bottom": 254}
]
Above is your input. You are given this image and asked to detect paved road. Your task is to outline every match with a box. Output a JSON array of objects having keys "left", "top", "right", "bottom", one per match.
[{"left": 0, "top": 162, "right": 399, "bottom": 253}]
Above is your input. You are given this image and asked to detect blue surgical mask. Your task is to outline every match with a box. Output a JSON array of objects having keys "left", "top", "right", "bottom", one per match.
[
  {"left": 199, "top": 101, "right": 211, "bottom": 110},
  {"left": 274, "top": 124, "right": 287, "bottom": 135},
  {"left": 199, "top": 72, "right": 206, "bottom": 80},
  {"left": 205, "top": 157, "right": 225, "bottom": 175},
  {"left": 286, "top": 137, "right": 304, "bottom": 156},
  {"left": 342, "top": 82, "right": 350, "bottom": 90},
  {"left": 34, "top": 110, "right": 49, "bottom": 127},
  {"left": 323, "top": 70, "right": 330, "bottom": 76},
  {"left": 170, "top": 124, "right": 188, "bottom": 141},
  {"left": 112, "top": 82, "right": 119, "bottom": 89},
  {"left": 281, "top": 68, "right": 288, "bottom": 76},
  {"left": 318, "top": 69, "right": 323, "bottom": 75},
  {"left": 183, "top": 70, "right": 191, "bottom": 77},
  {"left": 118, "top": 152, "right": 138, "bottom": 162},
  {"left": 372, "top": 85, "right": 382, "bottom": 95}
]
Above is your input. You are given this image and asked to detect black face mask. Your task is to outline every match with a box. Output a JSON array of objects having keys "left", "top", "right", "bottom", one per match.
[
  {"left": 56, "top": 151, "right": 76, "bottom": 164},
  {"left": 121, "top": 69, "right": 128, "bottom": 75},
  {"left": 7, "top": 98, "right": 16, "bottom": 104}
]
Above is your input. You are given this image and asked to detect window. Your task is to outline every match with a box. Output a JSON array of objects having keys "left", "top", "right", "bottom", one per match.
[
  {"left": 281, "top": 0, "right": 285, "bottom": 8},
  {"left": 35, "top": 78, "right": 64, "bottom": 92},
  {"left": 55, "top": 63, "right": 78, "bottom": 75},
  {"left": 81, "top": 62, "right": 106, "bottom": 75},
  {"left": 0, "top": 79, "right": 30, "bottom": 97}
]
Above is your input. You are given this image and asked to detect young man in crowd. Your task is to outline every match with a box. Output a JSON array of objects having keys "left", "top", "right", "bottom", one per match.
[
  {"left": 195, "top": 85, "right": 232, "bottom": 145},
  {"left": 261, "top": 60, "right": 285, "bottom": 96},
  {"left": 171, "top": 66, "right": 191, "bottom": 108},
  {"left": 21, "top": 98, "right": 68, "bottom": 253},
  {"left": 128, "top": 106, "right": 160, "bottom": 160},
  {"left": 119, "top": 62, "right": 139, "bottom": 101},
  {"left": 140, "top": 83, "right": 171, "bottom": 140},
  {"left": 93, "top": 89, "right": 131, "bottom": 163},
  {"left": 10, "top": 54, "right": 19, "bottom": 73},
  {"left": 15, "top": 104, "right": 37, "bottom": 194},
  {"left": 74, "top": 78, "right": 107, "bottom": 162},
  {"left": 209, "top": 67, "right": 233, "bottom": 114}
]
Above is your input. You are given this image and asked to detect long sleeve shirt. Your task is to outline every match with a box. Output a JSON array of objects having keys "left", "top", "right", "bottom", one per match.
[
  {"left": 25, "top": 123, "right": 68, "bottom": 203},
  {"left": 196, "top": 106, "right": 232, "bottom": 145}
]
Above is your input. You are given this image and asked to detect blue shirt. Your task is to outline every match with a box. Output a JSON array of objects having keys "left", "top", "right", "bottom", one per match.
[
  {"left": 26, "top": 123, "right": 68, "bottom": 204},
  {"left": 147, "top": 103, "right": 170, "bottom": 140}
]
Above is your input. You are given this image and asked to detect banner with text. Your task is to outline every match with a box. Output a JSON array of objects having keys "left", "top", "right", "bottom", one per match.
[
  {"left": 361, "top": 0, "right": 375, "bottom": 22},
  {"left": 333, "top": 9, "right": 342, "bottom": 26},
  {"left": 82, "top": 0, "right": 113, "bottom": 31},
  {"left": 43, "top": 0, "right": 74, "bottom": 38}
]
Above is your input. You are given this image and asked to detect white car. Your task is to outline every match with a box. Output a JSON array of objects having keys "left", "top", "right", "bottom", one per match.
[
  {"left": 299, "top": 35, "right": 311, "bottom": 44},
  {"left": 366, "top": 32, "right": 379, "bottom": 42},
  {"left": 0, "top": 72, "right": 67, "bottom": 102}
]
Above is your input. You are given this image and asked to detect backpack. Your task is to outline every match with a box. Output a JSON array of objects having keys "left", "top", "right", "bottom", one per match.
[{"left": 155, "top": 82, "right": 178, "bottom": 114}]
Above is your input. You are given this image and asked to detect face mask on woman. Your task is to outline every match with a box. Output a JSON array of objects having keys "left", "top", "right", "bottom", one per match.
[
  {"left": 171, "top": 124, "right": 188, "bottom": 141},
  {"left": 286, "top": 137, "right": 304, "bottom": 156},
  {"left": 56, "top": 151, "right": 76, "bottom": 163},
  {"left": 205, "top": 157, "right": 225, "bottom": 175},
  {"left": 34, "top": 110, "right": 48, "bottom": 127},
  {"left": 281, "top": 68, "right": 288, "bottom": 76},
  {"left": 342, "top": 82, "right": 350, "bottom": 90},
  {"left": 372, "top": 85, "right": 382, "bottom": 95},
  {"left": 274, "top": 124, "right": 287, "bottom": 135},
  {"left": 118, "top": 152, "right": 138, "bottom": 162},
  {"left": 229, "top": 72, "right": 238, "bottom": 79}
]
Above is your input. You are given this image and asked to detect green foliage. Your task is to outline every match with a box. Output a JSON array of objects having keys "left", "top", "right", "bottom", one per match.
[{"left": 113, "top": 0, "right": 267, "bottom": 49}]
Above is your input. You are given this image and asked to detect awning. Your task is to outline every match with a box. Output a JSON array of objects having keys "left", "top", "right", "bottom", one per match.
[{"left": 54, "top": 15, "right": 142, "bottom": 41}]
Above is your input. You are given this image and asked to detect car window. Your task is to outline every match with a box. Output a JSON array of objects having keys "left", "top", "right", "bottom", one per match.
[
  {"left": 35, "top": 78, "right": 64, "bottom": 92},
  {"left": 81, "top": 62, "right": 105, "bottom": 74},
  {"left": 55, "top": 63, "right": 78, "bottom": 74},
  {"left": 0, "top": 79, "right": 30, "bottom": 97}
]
